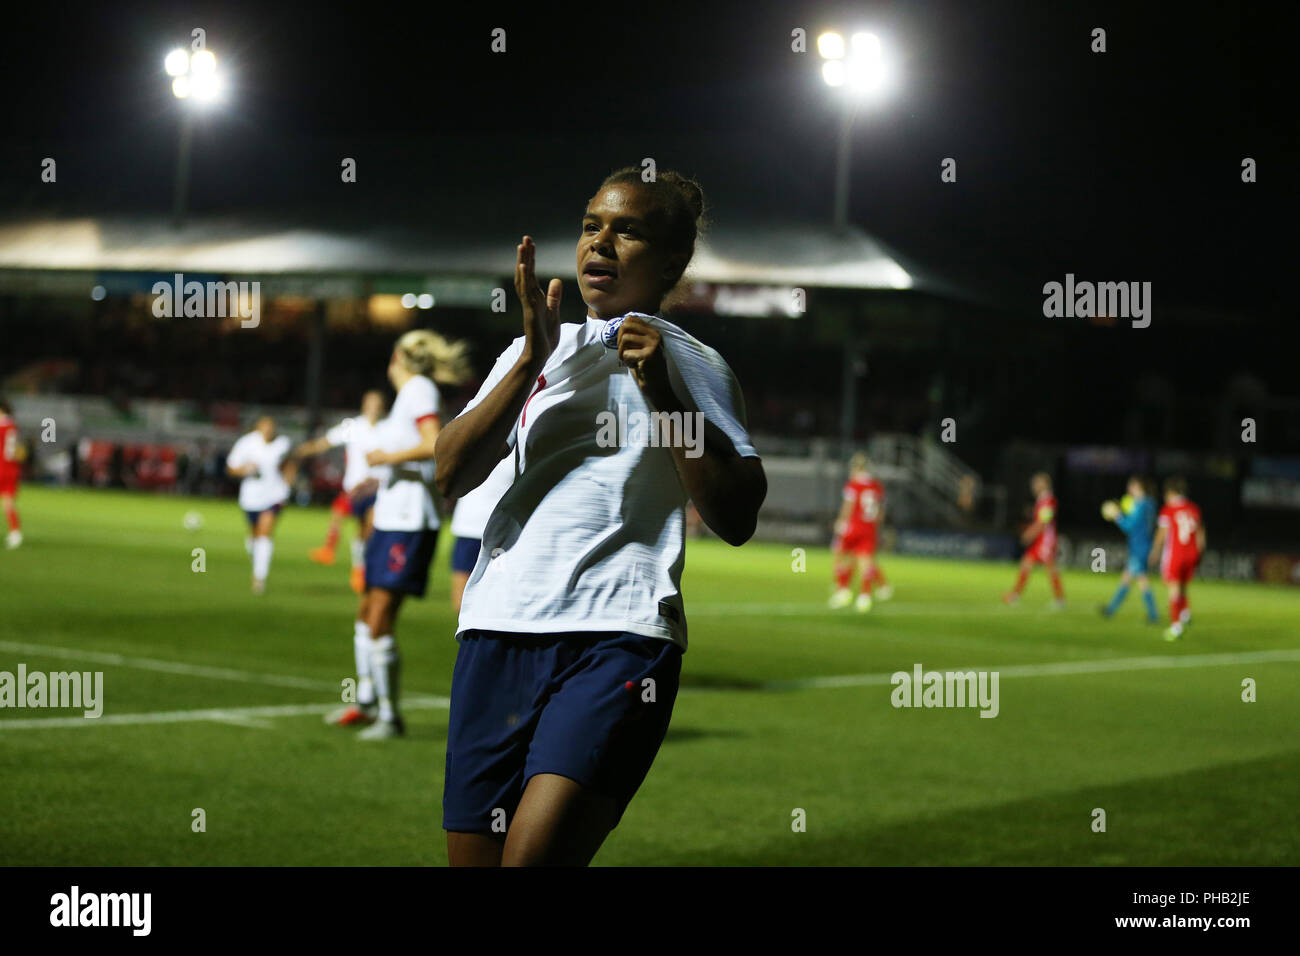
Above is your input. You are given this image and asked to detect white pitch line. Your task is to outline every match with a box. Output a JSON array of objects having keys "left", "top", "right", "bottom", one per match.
[
  {"left": 0, "top": 695, "right": 451, "bottom": 730},
  {"left": 0, "top": 640, "right": 341, "bottom": 692},
  {"left": 760, "top": 648, "right": 1300, "bottom": 690}
]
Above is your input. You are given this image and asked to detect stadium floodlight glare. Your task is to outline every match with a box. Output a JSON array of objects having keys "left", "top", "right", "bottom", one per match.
[
  {"left": 164, "top": 49, "right": 189, "bottom": 77},
  {"left": 190, "top": 50, "right": 217, "bottom": 75},
  {"left": 817, "top": 32, "right": 845, "bottom": 60},
  {"left": 168, "top": 47, "right": 221, "bottom": 103},
  {"left": 191, "top": 73, "right": 221, "bottom": 101},
  {"left": 416, "top": 293, "right": 434, "bottom": 310},
  {"left": 166, "top": 43, "right": 224, "bottom": 229},
  {"left": 400, "top": 293, "right": 418, "bottom": 309},
  {"left": 817, "top": 27, "right": 897, "bottom": 231},
  {"left": 820, "top": 29, "right": 887, "bottom": 97}
]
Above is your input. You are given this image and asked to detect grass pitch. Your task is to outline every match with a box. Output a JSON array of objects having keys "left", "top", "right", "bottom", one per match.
[{"left": 2, "top": 485, "right": 1297, "bottom": 865}]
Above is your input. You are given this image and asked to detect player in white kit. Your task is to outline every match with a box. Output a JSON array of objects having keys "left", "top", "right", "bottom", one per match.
[
  {"left": 434, "top": 168, "right": 766, "bottom": 864},
  {"left": 298, "top": 390, "right": 386, "bottom": 593},
  {"left": 326, "top": 330, "right": 469, "bottom": 739},
  {"left": 225, "top": 416, "right": 297, "bottom": 594},
  {"left": 447, "top": 454, "right": 514, "bottom": 615}
]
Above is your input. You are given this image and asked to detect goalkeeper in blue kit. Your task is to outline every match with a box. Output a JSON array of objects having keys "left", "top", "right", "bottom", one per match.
[{"left": 1099, "top": 475, "right": 1159, "bottom": 623}]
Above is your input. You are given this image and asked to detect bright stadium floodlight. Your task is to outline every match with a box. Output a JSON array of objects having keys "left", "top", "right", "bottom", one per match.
[
  {"left": 817, "top": 27, "right": 897, "bottom": 230},
  {"left": 817, "top": 31, "right": 845, "bottom": 60},
  {"left": 190, "top": 49, "right": 216, "bottom": 75},
  {"left": 169, "top": 48, "right": 222, "bottom": 104},
  {"left": 164, "top": 49, "right": 189, "bottom": 77},
  {"left": 166, "top": 43, "right": 224, "bottom": 229}
]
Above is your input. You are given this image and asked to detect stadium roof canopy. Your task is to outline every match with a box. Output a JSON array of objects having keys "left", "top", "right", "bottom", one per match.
[
  {"left": 0, "top": 130, "right": 985, "bottom": 303},
  {"left": 0, "top": 213, "right": 918, "bottom": 291}
]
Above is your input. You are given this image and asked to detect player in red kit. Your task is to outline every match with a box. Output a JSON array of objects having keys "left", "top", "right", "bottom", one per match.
[
  {"left": 0, "top": 399, "right": 23, "bottom": 549},
  {"left": 829, "top": 452, "right": 892, "bottom": 612},
  {"left": 1149, "top": 476, "right": 1206, "bottom": 641},
  {"left": 1003, "top": 472, "right": 1065, "bottom": 609}
]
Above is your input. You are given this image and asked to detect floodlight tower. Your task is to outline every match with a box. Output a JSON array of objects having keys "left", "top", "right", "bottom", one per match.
[
  {"left": 165, "top": 47, "right": 222, "bottom": 229},
  {"left": 816, "top": 30, "right": 889, "bottom": 232}
]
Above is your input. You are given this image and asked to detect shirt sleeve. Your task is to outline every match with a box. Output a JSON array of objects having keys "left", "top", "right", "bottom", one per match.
[
  {"left": 325, "top": 420, "right": 351, "bottom": 447},
  {"left": 408, "top": 377, "right": 440, "bottom": 426},
  {"left": 653, "top": 320, "right": 759, "bottom": 459},
  {"left": 226, "top": 436, "right": 249, "bottom": 469},
  {"left": 456, "top": 337, "right": 527, "bottom": 449}
]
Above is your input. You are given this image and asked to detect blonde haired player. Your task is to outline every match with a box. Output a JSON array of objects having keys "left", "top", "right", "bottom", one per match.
[
  {"left": 326, "top": 329, "right": 469, "bottom": 739},
  {"left": 829, "top": 452, "right": 892, "bottom": 611}
]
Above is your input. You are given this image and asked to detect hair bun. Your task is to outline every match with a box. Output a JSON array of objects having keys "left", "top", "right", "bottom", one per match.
[{"left": 662, "top": 171, "right": 705, "bottom": 222}]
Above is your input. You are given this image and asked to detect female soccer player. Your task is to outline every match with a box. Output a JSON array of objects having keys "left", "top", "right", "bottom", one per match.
[
  {"left": 829, "top": 451, "right": 892, "bottom": 612},
  {"left": 329, "top": 330, "right": 468, "bottom": 740},
  {"left": 1003, "top": 472, "right": 1065, "bottom": 609},
  {"left": 1149, "top": 477, "right": 1206, "bottom": 641},
  {"left": 299, "top": 390, "right": 386, "bottom": 593},
  {"left": 0, "top": 399, "right": 24, "bottom": 549},
  {"left": 447, "top": 455, "right": 513, "bottom": 616},
  {"left": 435, "top": 168, "right": 767, "bottom": 866},
  {"left": 225, "top": 416, "right": 296, "bottom": 594}
]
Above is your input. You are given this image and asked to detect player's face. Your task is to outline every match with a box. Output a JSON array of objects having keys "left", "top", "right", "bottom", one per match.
[
  {"left": 1128, "top": 479, "right": 1143, "bottom": 498},
  {"left": 257, "top": 418, "right": 275, "bottom": 439},
  {"left": 361, "top": 392, "right": 384, "bottom": 420},
  {"left": 577, "top": 184, "right": 684, "bottom": 320},
  {"left": 386, "top": 351, "right": 401, "bottom": 387},
  {"left": 1031, "top": 475, "right": 1046, "bottom": 496}
]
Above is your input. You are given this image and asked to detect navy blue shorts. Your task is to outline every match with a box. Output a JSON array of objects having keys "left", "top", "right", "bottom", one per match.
[
  {"left": 364, "top": 527, "right": 438, "bottom": 596},
  {"left": 244, "top": 503, "right": 283, "bottom": 527},
  {"left": 442, "top": 629, "right": 683, "bottom": 833},
  {"left": 350, "top": 493, "right": 377, "bottom": 519},
  {"left": 450, "top": 536, "right": 481, "bottom": 574}
]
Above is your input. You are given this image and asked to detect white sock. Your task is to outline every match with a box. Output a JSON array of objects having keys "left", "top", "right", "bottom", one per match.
[
  {"left": 353, "top": 621, "right": 375, "bottom": 706},
  {"left": 252, "top": 536, "right": 273, "bottom": 581},
  {"left": 350, "top": 538, "right": 365, "bottom": 569},
  {"left": 369, "top": 635, "right": 399, "bottom": 723}
]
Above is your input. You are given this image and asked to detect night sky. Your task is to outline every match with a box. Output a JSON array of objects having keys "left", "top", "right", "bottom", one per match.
[{"left": 0, "top": 0, "right": 1291, "bottom": 319}]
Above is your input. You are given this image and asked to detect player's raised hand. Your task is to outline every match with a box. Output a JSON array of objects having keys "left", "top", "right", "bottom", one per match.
[
  {"left": 515, "top": 236, "right": 562, "bottom": 364},
  {"left": 617, "top": 314, "right": 675, "bottom": 410}
]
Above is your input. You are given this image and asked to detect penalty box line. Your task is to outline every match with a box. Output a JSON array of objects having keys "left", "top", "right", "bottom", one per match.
[
  {"left": 0, "top": 697, "right": 452, "bottom": 731},
  {"left": 0, "top": 639, "right": 348, "bottom": 692}
]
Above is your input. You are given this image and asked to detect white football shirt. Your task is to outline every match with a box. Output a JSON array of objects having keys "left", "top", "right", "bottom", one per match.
[
  {"left": 450, "top": 453, "right": 514, "bottom": 540},
  {"left": 371, "top": 375, "right": 441, "bottom": 532},
  {"left": 324, "top": 416, "right": 381, "bottom": 493},
  {"left": 226, "top": 432, "right": 292, "bottom": 512},
  {"left": 456, "top": 314, "right": 758, "bottom": 649}
]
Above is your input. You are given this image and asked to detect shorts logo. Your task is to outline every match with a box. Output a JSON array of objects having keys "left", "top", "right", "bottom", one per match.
[
  {"left": 601, "top": 315, "right": 625, "bottom": 348},
  {"left": 387, "top": 543, "right": 407, "bottom": 572}
]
